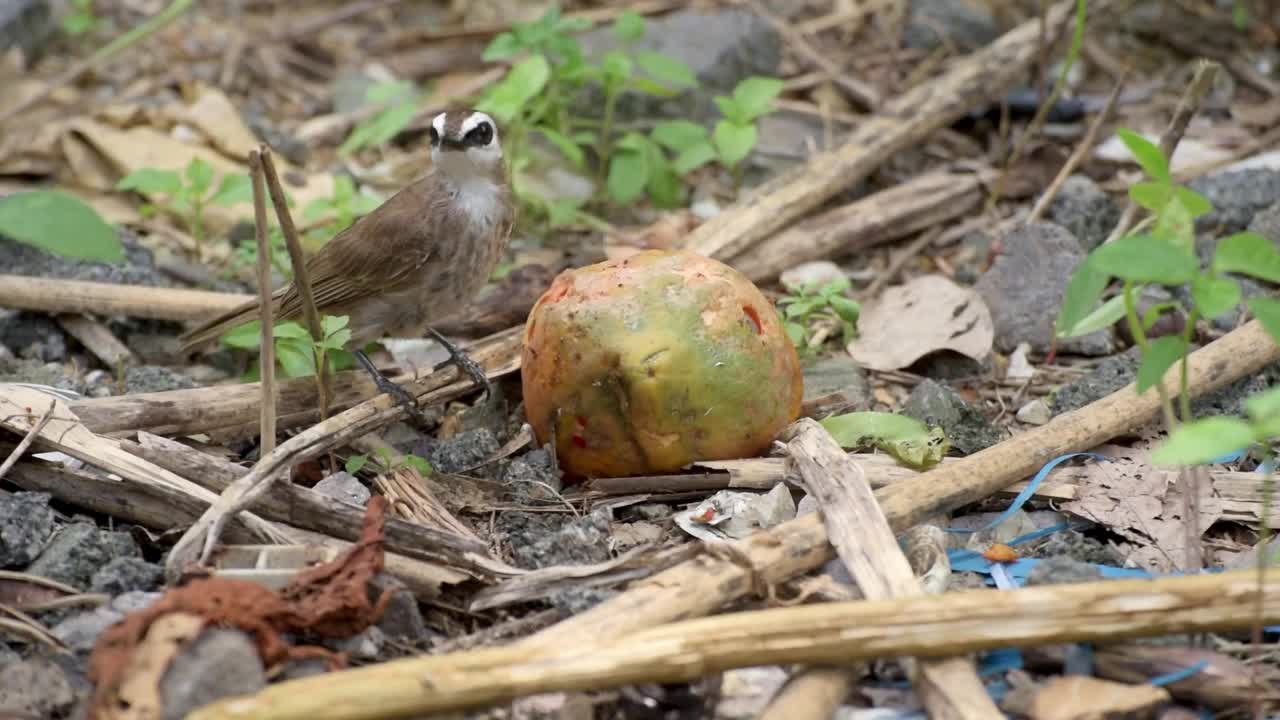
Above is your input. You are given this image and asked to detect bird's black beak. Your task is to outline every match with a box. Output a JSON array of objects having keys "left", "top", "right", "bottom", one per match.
[{"left": 438, "top": 137, "right": 467, "bottom": 151}]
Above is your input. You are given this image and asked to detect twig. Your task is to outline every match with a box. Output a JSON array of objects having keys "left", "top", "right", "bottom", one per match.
[
  {"left": 257, "top": 146, "right": 332, "bottom": 429},
  {"left": 1103, "top": 60, "right": 1220, "bottom": 245},
  {"left": 0, "top": 401, "right": 54, "bottom": 483},
  {"left": 189, "top": 570, "right": 1280, "bottom": 720},
  {"left": 1027, "top": 68, "right": 1130, "bottom": 223},
  {"left": 746, "top": 0, "right": 880, "bottom": 109},
  {"left": 0, "top": 0, "right": 196, "bottom": 125},
  {"left": 860, "top": 226, "right": 943, "bottom": 300},
  {"left": 249, "top": 151, "right": 277, "bottom": 456},
  {"left": 0, "top": 275, "right": 249, "bottom": 322}
]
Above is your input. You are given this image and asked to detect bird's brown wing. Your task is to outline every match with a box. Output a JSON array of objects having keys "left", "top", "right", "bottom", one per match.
[{"left": 275, "top": 175, "right": 441, "bottom": 318}]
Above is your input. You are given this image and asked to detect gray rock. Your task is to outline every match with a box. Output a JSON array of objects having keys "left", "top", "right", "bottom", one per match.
[
  {"left": 802, "top": 355, "right": 872, "bottom": 417},
  {"left": 123, "top": 365, "right": 196, "bottom": 394},
  {"left": 420, "top": 427, "right": 500, "bottom": 474},
  {"left": 160, "top": 629, "right": 266, "bottom": 720},
  {"left": 901, "top": 379, "right": 1002, "bottom": 455},
  {"left": 0, "top": 491, "right": 56, "bottom": 567},
  {"left": 901, "top": 0, "right": 1000, "bottom": 52},
  {"left": 0, "top": 310, "right": 67, "bottom": 361},
  {"left": 89, "top": 557, "right": 164, "bottom": 595},
  {"left": 1015, "top": 399, "right": 1051, "bottom": 425},
  {"left": 0, "top": 0, "right": 53, "bottom": 60},
  {"left": 313, "top": 471, "right": 371, "bottom": 506},
  {"left": 0, "top": 357, "right": 86, "bottom": 394},
  {"left": 50, "top": 591, "right": 159, "bottom": 652},
  {"left": 0, "top": 656, "right": 75, "bottom": 719},
  {"left": 1249, "top": 200, "right": 1280, "bottom": 248},
  {"left": 327, "top": 626, "right": 386, "bottom": 661},
  {"left": 27, "top": 523, "right": 141, "bottom": 589},
  {"left": 1045, "top": 176, "right": 1121, "bottom": 252},
  {"left": 974, "top": 222, "right": 1115, "bottom": 356},
  {"left": 1025, "top": 556, "right": 1104, "bottom": 586},
  {"left": 1189, "top": 168, "right": 1280, "bottom": 234},
  {"left": 0, "top": 231, "right": 172, "bottom": 286},
  {"left": 503, "top": 506, "right": 612, "bottom": 571},
  {"left": 576, "top": 8, "right": 782, "bottom": 123},
  {"left": 501, "top": 447, "right": 562, "bottom": 502},
  {"left": 370, "top": 574, "right": 425, "bottom": 641}
]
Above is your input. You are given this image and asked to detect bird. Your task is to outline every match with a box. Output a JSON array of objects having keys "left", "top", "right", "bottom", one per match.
[{"left": 180, "top": 108, "right": 515, "bottom": 419}]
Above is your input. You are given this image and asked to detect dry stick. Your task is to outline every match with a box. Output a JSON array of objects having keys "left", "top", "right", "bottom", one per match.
[
  {"left": 0, "top": 0, "right": 195, "bottom": 125},
  {"left": 1026, "top": 68, "right": 1130, "bottom": 223},
  {"left": 511, "top": 317, "right": 1278, "bottom": 655},
  {"left": 689, "top": 0, "right": 1096, "bottom": 263},
  {"left": 189, "top": 570, "right": 1280, "bottom": 720},
  {"left": 257, "top": 146, "right": 333, "bottom": 430},
  {"left": 249, "top": 151, "right": 277, "bottom": 456},
  {"left": 0, "top": 401, "right": 54, "bottom": 483},
  {"left": 747, "top": 0, "right": 880, "bottom": 110},
  {"left": 0, "top": 276, "right": 249, "bottom": 322},
  {"left": 1102, "top": 60, "right": 1220, "bottom": 246},
  {"left": 761, "top": 419, "right": 999, "bottom": 720}
]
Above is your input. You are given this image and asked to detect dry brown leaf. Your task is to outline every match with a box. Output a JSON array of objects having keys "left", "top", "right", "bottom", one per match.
[
  {"left": 847, "top": 274, "right": 993, "bottom": 371},
  {"left": 102, "top": 612, "right": 206, "bottom": 720},
  {"left": 1060, "top": 442, "right": 1224, "bottom": 573},
  {"left": 166, "top": 84, "right": 261, "bottom": 161},
  {"left": 1027, "top": 675, "right": 1169, "bottom": 720}
]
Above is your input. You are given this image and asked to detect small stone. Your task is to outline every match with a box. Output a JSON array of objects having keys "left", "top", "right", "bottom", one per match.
[
  {"left": 974, "top": 222, "right": 1114, "bottom": 356},
  {"left": 312, "top": 471, "right": 371, "bottom": 506},
  {"left": 802, "top": 355, "right": 872, "bottom": 417},
  {"left": 0, "top": 357, "right": 86, "bottom": 395},
  {"left": 0, "top": 310, "right": 67, "bottom": 361},
  {"left": 123, "top": 365, "right": 196, "bottom": 394},
  {"left": 27, "top": 523, "right": 141, "bottom": 589},
  {"left": 1045, "top": 176, "right": 1120, "bottom": 252},
  {"left": 901, "top": 379, "right": 1002, "bottom": 455},
  {"left": 160, "top": 629, "right": 266, "bottom": 720},
  {"left": 419, "top": 427, "right": 500, "bottom": 474},
  {"left": 779, "top": 261, "right": 845, "bottom": 291},
  {"left": 52, "top": 607, "right": 126, "bottom": 653},
  {"left": 1015, "top": 399, "right": 1051, "bottom": 425},
  {"left": 0, "top": 656, "right": 75, "bottom": 719},
  {"left": 901, "top": 0, "right": 1000, "bottom": 52},
  {"left": 327, "top": 626, "right": 386, "bottom": 661},
  {"left": 1189, "top": 168, "right": 1280, "bottom": 234},
  {"left": 369, "top": 574, "right": 425, "bottom": 641},
  {"left": 1025, "top": 556, "right": 1104, "bottom": 586},
  {"left": 1249, "top": 200, "right": 1280, "bottom": 248},
  {"left": 89, "top": 557, "right": 164, "bottom": 595},
  {"left": 629, "top": 503, "right": 670, "bottom": 522},
  {"left": 501, "top": 448, "right": 562, "bottom": 502},
  {"left": 0, "top": 491, "right": 57, "bottom": 567},
  {"left": 0, "top": 0, "right": 54, "bottom": 59}
]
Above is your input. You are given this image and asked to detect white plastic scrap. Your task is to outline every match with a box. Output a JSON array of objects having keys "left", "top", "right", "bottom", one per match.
[{"left": 674, "top": 484, "right": 796, "bottom": 542}]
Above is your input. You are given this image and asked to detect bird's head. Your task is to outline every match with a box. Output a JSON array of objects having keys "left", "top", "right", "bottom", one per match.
[{"left": 429, "top": 109, "right": 503, "bottom": 180}]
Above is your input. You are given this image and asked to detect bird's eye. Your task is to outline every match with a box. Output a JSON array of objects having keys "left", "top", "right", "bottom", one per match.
[
  {"left": 464, "top": 122, "right": 493, "bottom": 147},
  {"left": 429, "top": 127, "right": 440, "bottom": 146}
]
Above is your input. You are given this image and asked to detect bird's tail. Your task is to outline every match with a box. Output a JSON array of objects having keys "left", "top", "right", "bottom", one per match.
[{"left": 179, "top": 289, "right": 285, "bottom": 354}]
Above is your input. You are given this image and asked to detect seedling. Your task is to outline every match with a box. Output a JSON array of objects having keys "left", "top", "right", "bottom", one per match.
[
  {"left": 345, "top": 447, "right": 433, "bottom": 476},
  {"left": 61, "top": 0, "right": 101, "bottom": 36},
  {"left": 776, "top": 276, "right": 860, "bottom": 357},
  {"left": 340, "top": 80, "right": 425, "bottom": 156},
  {"left": 221, "top": 314, "right": 357, "bottom": 381},
  {"left": 116, "top": 157, "right": 252, "bottom": 250}
]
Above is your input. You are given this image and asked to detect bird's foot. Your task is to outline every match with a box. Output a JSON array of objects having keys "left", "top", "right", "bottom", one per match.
[
  {"left": 354, "top": 350, "right": 428, "bottom": 425},
  {"left": 428, "top": 329, "right": 494, "bottom": 402}
]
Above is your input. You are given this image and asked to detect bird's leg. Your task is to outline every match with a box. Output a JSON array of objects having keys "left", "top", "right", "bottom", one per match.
[
  {"left": 354, "top": 349, "right": 428, "bottom": 425},
  {"left": 428, "top": 329, "right": 494, "bottom": 401}
]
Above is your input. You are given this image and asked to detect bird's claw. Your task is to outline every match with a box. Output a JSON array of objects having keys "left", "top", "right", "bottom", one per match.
[
  {"left": 355, "top": 350, "right": 429, "bottom": 425},
  {"left": 429, "top": 329, "right": 494, "bottom": 402}
]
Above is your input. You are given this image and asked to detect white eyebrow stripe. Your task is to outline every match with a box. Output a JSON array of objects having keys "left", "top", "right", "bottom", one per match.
[
  {"left": 459, "top": 112, "right": 494, "bottom": 136},
  {"left": 431, "top": 113, "right": 447, "bottom": 137}
]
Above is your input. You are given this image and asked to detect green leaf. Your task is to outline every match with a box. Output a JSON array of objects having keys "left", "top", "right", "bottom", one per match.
[
  {"left": 1117, "top": 128, "right": 1170, "bottom": 183},
  {"left": 116, "top": 168, "right": 182, "bottom": 196},
  {"left": 731, "top": 76, "right": 784, "bottom": 120},
  {"left": 339, "top": 102, "right": 418, "bottom": 155},
  {"left": 783, "top": 320, "right": 805, "bottom": 347},
  {"left": 628, "top": 77, "right": 680, "bottom": 98},
  {"left": 1142, "top": 302, "right": 1181, "bottom": 331},
  {"left": 1089, "top": 235, "right": 1197, "bottom": 284},
  {"left": 602, "top": 51, "right": 633, "bottom": 86},
  {"left": 1151, "top": 195, "right": 1194, "bottom": 253},
  {"left": 651, "top": 120, "right": 709, "bottom": 152},
  {"left": 482, "top": 32, "right": 522, "bottom": 61},
  {"left": 537, "top": 127, "right": 586, "bottom": 169},
  {"left": 713, "top": 96, "right": 745, "bottom": 124},
  {"left": 1174, "top": 187, "right": 1213, "bottom": 218},
  {"left": 672, "top": 142, "right": 717, "bottom": 175},
  {"left": 212, "top": 173, "right": 253, "bottom": 206},
  {"left": 1129, "top": 181, "right": 1170, "bottom": 212},
  {"left": 1189, "top": 275, "right": 1241, "bottom": 319},
  {"left": 634, "top": 51, "right": 697, "bottom": 90},
  {"left": 275, "top": 339, "right": 316, "bottom": 378},
  {"left": 1213, "top": 232, "right": 1280, "bottom": 283},
  {"left": 1060, "top": 293, "right": 1125, "bottom": 338},
  {"left": 476, "top": 54, "right": 551, "bottom": 124},
  {"left": 1135, "top": 335, "right": 1186, "bottom": 393},
  {"left": 322, "top": 314, "right": 350, "bottom": 337},
  {"left": 366, "top": 79, "right": 415, "bottom": 104},
  {"left": 712, "top": 120, "right": 756, "bottom": 169},
  {"left": 645, "top": 153, "right": 685, "bottom": 209},
  {"left": 61, "top": 11, "right": 95, "bottom": 35},
  {"left": 818, "top": 277, "right": 853, "bottom": 296},
  {"left": 272, "top": 322, "right": 311, "bottom": 340},
  {"left": 819, "top": 411, "right": 948, "bottom": 470},
  {"left": 345, "top": 454, "right": 369, "bottom": 474},
  {"left": 1056, "top": 258, "right": 1110, "bottom": 336},
  {"left": 607, "top": 150, "right": 648, "bottom": 204},
  {"left": 545, "top": 198, "right": 581, "bottom": 228},
  {"left": 1245, "top": 386, "right": 1280, "bottom": 422},
  {"left": 402, "top": 455, "right": 433, "bottom": 475},
  {"left": 0, "top": 190, "right": 123, "bottom": 262},
  {"left": 1249, "top": 297, "right": 1280, "bottom": 346},
  {"left": 615, "top": 131, "right": 647, "bottom": 153},
  {"left": 828, "top": 295, "right": 860, "bottom": 326},
  {"left": 220, "top": 321, "right": 262, "bottom": 349},
  {"left": 1151, "top": 417, "right": 1255, "bottom": 466},
  {"left": 185, "top": 157, "right": 215, "bottom": 195},
  {"left": 613, "top": 10, "right": 645, "bottom": 41}
]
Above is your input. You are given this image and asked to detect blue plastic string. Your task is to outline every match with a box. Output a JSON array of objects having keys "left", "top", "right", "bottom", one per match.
[
  {"left": 944, "top": 453, "right": 1107, "bottom": 535},
  {"left": 1148, "top": 660, "right": 1209, "bottom": 687}
]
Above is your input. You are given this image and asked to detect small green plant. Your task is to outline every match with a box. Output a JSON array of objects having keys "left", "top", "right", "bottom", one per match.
[
  {"left": 0, "top": 190, "right": 122, "bottom": 261},
  {"left": 776, "top": 276, "right": 860, "bottom": 357},
  {"left": 345, "top": 447, "right": 433, "bottom": 476},
  {"left": 230, "top": 226, "right": 293, "bottom": 281},
  {"left": 61, "top": 0, "right": 101, "bottom": 36},
  {"left": 116, "top": 158, "right": 252, "bottom": 249},
  {"left": 302, "top": 175, "right": 382, "bottom": 244},
  {"left": 1057, "top": 128, "right": 1280, "bottom": 464},
  {"left": 340, "top": 80, "right": 424, "bottom": 156},
  {"left": 221, "top": 314, "right": 356, "bottom": 380}
]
